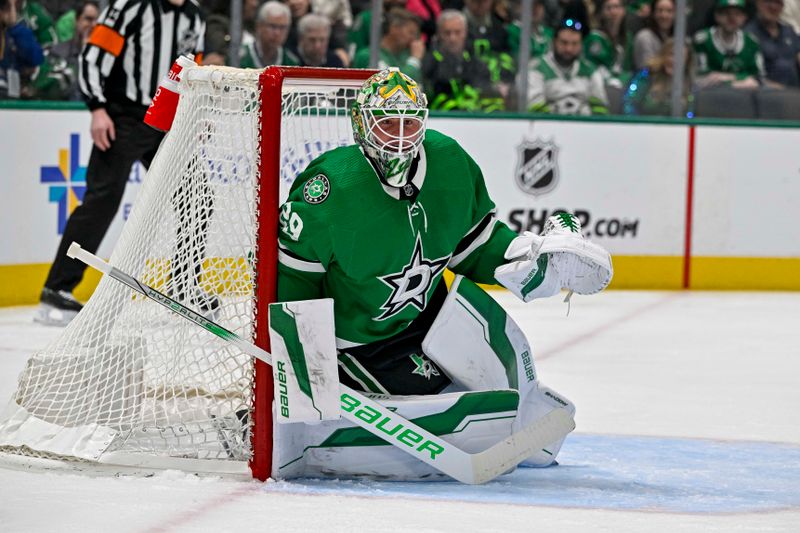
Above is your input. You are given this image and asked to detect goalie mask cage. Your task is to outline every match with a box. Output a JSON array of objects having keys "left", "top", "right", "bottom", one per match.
[{"left": 0, "top": 66, "right": 375, "bottom": 480}]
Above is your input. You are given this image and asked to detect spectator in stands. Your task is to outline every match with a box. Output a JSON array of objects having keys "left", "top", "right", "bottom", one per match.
[
  {"left": 17, "top": 0, "right": 57, "bottom": 47},
  {"left": 203, "top": 0, "right": 259, "bottom": 66},
  {"left": 284, "top": 0, "right": 310, "bottom": 51},
  {"left": 240, "top": 1, "right": 299, "bottom": 68},
  {"left": 422, "top": 9, "right": 501, "bottom": 111},
  {"left": 507, "top": 0, "right": 553, "bottom": 59},
  {"left": 745, "top": 0, "right": 800, "bottom": 87},
  {"left": 693, "top": 0, "right": 764, "bottom": 89},
  {"left": 463, "top": 0, "right": 510, "bottom": 54},
  {"left": 31, "top": 0, "right": 97, "bottom": 99},
  {"left": 633, "top": 0, "right": 674, "bottom": 70},
  {"left": 527, "top": 18, "right": 609, "bottom": 114},
  {"left": 624, "top": 37, "right": 694, "bottom": 116},
  {"left": 542, "top": 0, "right": 590, "bottom": 38},
  {"left": 348, "top": 0, "right": 406, "bottom": 59},
  {"left": 53, "top": 5, "right": 80, "bottom": 42},
  {"left": 309, "top": 0, "right": 352, "bottom": 65},
  {"left": 283, "top": 0, "right": 351, "bottom": 66},
  {"left": 584, "top": 0, "right": 634, "bottom": 86},
  {"left": 407, "top": 0, "right": 441, "bottom": 43},
  {"left": 1, "top": 0, "right": 43, "bottom": 98},
  {"left": 353, "top": 8, "right": 424, "bottom": 82},
  {"left": 295, "top": 13, "right": 345, "bottom": 67},
  {"left": 625, "top": 0, "right": 652, "bottom": 34},
  {"left": 462, "top": 0, "right": 515, "bottom": 102}
]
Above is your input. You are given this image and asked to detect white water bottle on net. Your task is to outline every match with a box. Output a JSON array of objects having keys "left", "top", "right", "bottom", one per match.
[{"left": 0, "top": 66, "right": 374, "bottom": 479}]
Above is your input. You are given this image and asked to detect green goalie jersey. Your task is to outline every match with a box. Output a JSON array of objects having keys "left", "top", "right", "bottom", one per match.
[{"left": 277, "top": 129, "right": 517, "bottom": 348}]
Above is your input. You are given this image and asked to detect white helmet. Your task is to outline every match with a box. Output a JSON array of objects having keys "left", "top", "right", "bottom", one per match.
[{"left": 351, "top": 68, "right": 428, "bottom": 188}]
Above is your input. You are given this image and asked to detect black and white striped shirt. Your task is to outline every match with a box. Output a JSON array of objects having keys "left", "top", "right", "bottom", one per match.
[{"left": 79, "top": 0, "right": 205, "bottom": 110}]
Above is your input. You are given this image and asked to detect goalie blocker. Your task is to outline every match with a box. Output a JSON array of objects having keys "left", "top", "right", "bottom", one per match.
[{"left": 268, "top": 276, "right": 575, "bottom": 480}]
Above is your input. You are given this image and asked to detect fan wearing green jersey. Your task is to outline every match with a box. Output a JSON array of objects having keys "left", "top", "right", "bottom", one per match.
[
  {"left": 273, "top": 68, "right": 612, "bottom": 479},
  {"left": 693, "top": 0, "right": 765, "bottom": 89}
]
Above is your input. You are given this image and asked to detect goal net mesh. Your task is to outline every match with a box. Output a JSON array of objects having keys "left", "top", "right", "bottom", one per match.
[{"left": 0, "top": 66, "right": 366, "bottom": 472}]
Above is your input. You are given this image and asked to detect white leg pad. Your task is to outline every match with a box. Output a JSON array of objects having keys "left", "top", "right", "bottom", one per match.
[
  {"left": 422, "top": 275, "right": 538, "bottom": 392},
  {"left": 268, "top": 299, "right": 341, "bottom": 423},
  {"left": 515, "top": 385, "right": 576, "bottom": 467},
  {"left": 422, "top": 275, "right": 575, "bottom": 467},
  {"left": 272, "top": 389, "right": 520, "bottom": 481}
]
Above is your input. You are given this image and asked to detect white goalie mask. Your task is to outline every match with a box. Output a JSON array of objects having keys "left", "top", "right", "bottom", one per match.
[{"left": 351, "top": 68, "right": 428, "bottom": 188}]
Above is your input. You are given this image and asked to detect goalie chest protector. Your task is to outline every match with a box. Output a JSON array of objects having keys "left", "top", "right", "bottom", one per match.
[{"left": 278, "top": 129, "right": 504, "bottom": 346}]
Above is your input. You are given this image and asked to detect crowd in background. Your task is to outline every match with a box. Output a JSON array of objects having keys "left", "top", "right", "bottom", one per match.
[{"left": 1, "top": 0, "right": 799, "bottom": 118}]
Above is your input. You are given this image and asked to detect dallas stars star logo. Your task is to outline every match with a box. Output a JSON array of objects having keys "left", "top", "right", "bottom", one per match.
[
  {"left": 376, "top": 235, "right": 449, "bottom": 320},
  {"left": 378, "top": 71, "right": 419, "bottom": 102},
  {"left": 410, "top": 353, "right": 441, "bottom": 380}
]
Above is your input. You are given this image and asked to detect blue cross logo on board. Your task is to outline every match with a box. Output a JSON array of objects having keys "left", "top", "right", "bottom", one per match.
[{"left": 40, "top": 134, "right": 87, "bottom": 235}]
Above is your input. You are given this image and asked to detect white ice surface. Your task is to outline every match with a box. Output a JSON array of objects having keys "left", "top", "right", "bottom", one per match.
[{"left": 0, "top": 290, "right": 798, "bottom": 532}]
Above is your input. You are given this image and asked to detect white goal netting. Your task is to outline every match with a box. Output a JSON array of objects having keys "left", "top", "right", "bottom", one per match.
[{"left": 0, "top": 66, "right": 368, "bottom": 474}]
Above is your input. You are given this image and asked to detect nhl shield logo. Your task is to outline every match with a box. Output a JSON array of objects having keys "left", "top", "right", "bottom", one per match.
[{"left": 515, "top": 138, "right": 559, "bottom": 197}]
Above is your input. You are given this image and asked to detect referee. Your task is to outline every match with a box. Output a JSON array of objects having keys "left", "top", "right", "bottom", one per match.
[{"left": 36, "top": 0, "right": 206, "bottom": 325}]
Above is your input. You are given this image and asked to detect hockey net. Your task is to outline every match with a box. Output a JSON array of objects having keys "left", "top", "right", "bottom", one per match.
[{"left": 0, "top": 66, "right": 374, "bottom": 479}]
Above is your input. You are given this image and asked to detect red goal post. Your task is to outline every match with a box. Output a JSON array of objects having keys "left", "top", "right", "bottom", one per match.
[{"left": 252, "top": 67, "right": 376, "bottom": 480}]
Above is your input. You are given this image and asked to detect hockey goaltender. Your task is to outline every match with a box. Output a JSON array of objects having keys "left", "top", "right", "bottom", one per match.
[{"left": 270, "top": 68, "right": 613, "bottom": 480}]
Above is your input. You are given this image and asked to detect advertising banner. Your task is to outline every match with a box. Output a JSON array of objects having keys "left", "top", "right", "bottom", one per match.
[
  {"left": 430, "top": 118, "right": 689, "bottom": 256},
  {"left": 0, "top": 110, "right": 143, "bottom": 265},
  {"left": 2, "top": 109, "right": 798, "bottom": 300}
]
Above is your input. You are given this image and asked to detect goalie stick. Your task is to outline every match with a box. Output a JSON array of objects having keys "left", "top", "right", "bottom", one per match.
[{"left": 67, "top": 242, "right": 574, "bottom": 484}]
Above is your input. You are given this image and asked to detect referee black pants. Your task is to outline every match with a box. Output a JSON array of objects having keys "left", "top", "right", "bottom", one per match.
[{"left": 44, "top": 103, "right": 164, "bottom": 293}]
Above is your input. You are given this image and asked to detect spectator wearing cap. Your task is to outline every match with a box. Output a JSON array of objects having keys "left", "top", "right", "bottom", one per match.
[
  {"left": 693, "top": 0, "right": 765, "bottom": 89},
  {"left": 527, "top": 19, "right": 609, "bottom": 115},
  {"left": 745, "top": 0, "right": 800, "bottom": 87},
  {"left": 295, "top": 13, "right": 345, "bottom": 67}
]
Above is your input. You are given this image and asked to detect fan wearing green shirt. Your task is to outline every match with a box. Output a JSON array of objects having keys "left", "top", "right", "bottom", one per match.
[
  {"left": 693, "top": 0, "right": 764, "bottom": 88},
  {"left": 584, "top": 0, "right": 634, "bottom": 86}
]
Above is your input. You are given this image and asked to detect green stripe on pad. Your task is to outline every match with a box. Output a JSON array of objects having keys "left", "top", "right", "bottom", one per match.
[
  {"left": 319, "top": 389, "right": 519, "bottom": 448},
  {"left": 455, "top": 277, "right": 520, "bottom": 388},
  {"left": 269, "top": 304, "right": 313, "bottom": 399}
]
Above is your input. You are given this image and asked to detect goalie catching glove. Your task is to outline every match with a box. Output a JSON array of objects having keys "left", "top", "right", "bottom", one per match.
[{"left": 495, "top": 213, "right": 613, "bottom": 302}]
